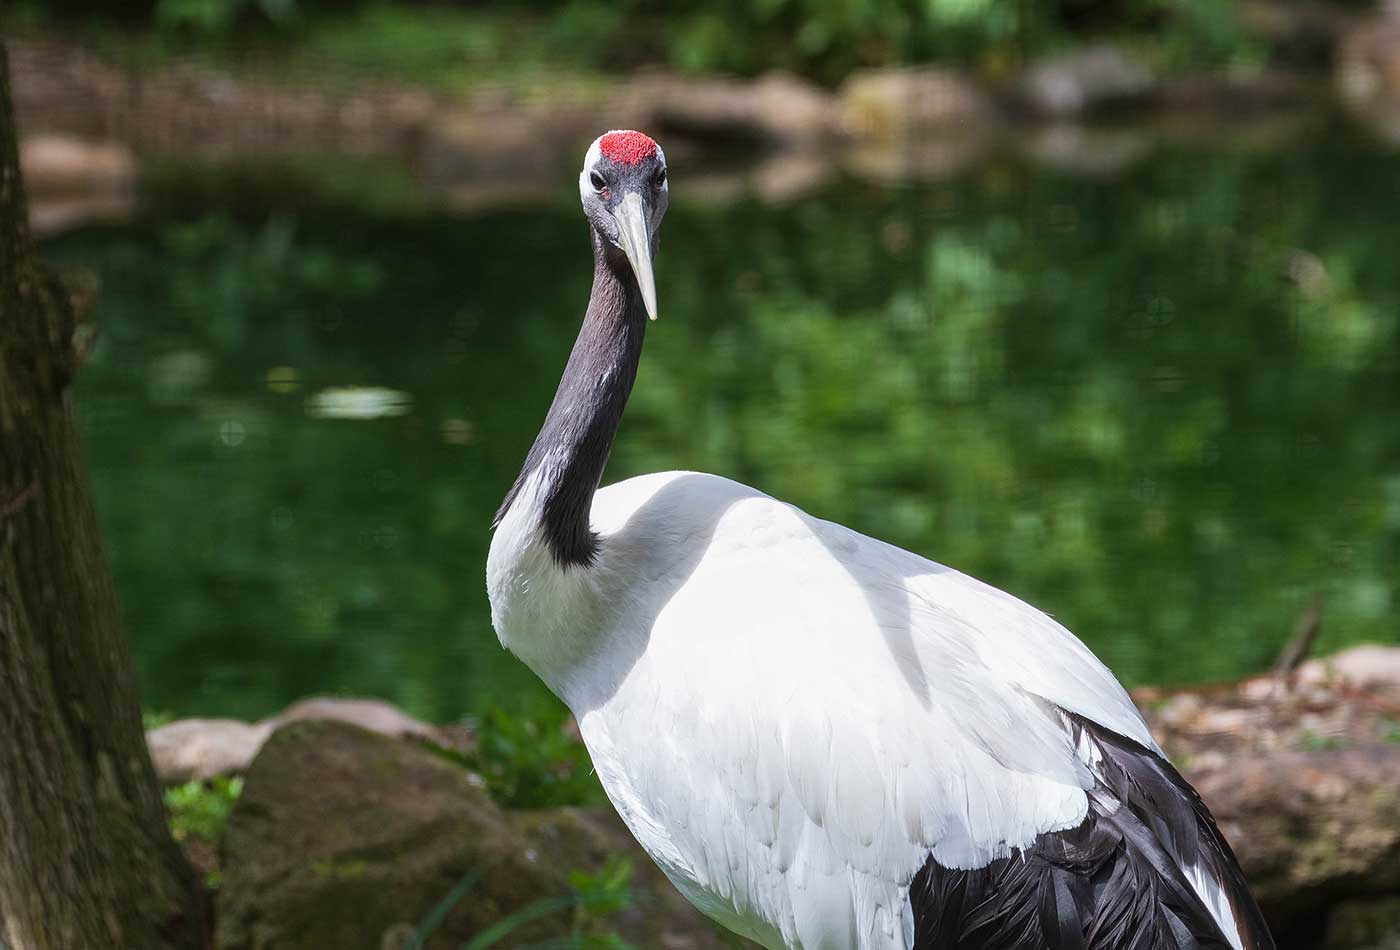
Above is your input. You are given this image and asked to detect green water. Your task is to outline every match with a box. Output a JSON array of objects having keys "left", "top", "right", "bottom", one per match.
[{"left": 45, "top": 128, "right": 1400, "bottom": 723}]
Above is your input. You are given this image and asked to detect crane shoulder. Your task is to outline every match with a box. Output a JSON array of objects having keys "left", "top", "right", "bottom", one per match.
[
  {"left": 590, "top": 469, "right": 1154, "bottom": 753},
  {"left": 575, "top": 470, "right": 1264, "bottom": 949}
]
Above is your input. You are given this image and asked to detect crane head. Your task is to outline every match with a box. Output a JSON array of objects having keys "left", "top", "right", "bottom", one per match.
[{"left": 580, "top": 130, "right": 668, "bottom": 320}]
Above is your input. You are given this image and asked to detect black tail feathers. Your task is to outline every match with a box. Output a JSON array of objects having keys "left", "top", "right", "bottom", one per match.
[{"left": 909, "top": 715, "right": 1274, "bottom": 950}]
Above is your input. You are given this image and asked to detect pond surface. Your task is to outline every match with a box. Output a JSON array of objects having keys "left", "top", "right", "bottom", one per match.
[{"left": 44, "top": 123, "right": 1400, "bottom": 723}]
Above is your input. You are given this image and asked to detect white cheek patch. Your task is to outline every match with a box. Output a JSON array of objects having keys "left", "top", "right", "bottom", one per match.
[{"left": 580, "top": 135, "right": 604, "bottom": 206}]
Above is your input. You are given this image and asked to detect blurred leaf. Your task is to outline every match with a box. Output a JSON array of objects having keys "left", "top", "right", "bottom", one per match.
[
  {"left": 164, "top": 776, "right": 243, "bottom": 843},
  {"left": 466, "top": 707, "right": 604, "bottom": 809}
]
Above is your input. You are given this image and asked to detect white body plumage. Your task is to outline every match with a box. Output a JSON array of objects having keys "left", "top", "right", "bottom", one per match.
[{"left": 488, "top": 468, "right": 1240, "bottom": 950}]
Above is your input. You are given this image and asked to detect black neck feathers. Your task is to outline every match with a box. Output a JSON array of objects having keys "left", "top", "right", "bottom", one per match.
[{"left": 493, "top": 229, "right": 648, "bottom": 567}]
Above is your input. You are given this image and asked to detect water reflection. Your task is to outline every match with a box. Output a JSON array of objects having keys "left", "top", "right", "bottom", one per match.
[{"left": 45, "top": 129, "right": 1400, "bottom": 722}]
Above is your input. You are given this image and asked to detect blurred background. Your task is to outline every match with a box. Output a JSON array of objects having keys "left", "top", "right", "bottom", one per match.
[
  {"left": 6, "top": 0, "right": 1400, "bottom": 711},
  {"left": 5, "top": 1, "right": 1400, "bottom": 945}
]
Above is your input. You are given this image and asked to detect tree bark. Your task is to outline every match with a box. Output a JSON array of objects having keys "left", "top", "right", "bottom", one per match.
[{"left": 0, "top": 42, "right": 208, "bottom": 950}]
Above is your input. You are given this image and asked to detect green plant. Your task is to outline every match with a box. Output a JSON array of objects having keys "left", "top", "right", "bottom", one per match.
[
  {"left": 163, "top": 776, "right": 243, "bottom": 843},
  {"left": 410, "top": 856, "right": 636, "bottom": 950},
  {"left": 16, "top": 0, "right": 1275, "bottom": 84},
  {"left": 406, "top": 868, "right": 484, "bottom": 950},
  {"left": 142, "top": 709, "right": 176, "bottom": 730},
  {"left": 466, "top": 706, "right": 604, "bottom": 809},
  {"left": 155, "top": 0, "right": 297, "bottom": 34},
  {"left": 462, "top": 895, "right": 580, "bottom": 950},
  {"left": 567, "top": 857, "right": 636, "bottom": 946}
]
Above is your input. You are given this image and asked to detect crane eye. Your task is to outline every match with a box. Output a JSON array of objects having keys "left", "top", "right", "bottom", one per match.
[
  {"left": 654, "top": 168, "right": 667, "bottom": 189},
  {"left": 590, "top": 170, "right": 607, "bottom": 192}
]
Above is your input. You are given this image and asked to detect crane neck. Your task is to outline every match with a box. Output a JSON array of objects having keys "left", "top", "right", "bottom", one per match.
[{"left": 493, "top": 228, "right": 649, "bottom": 567}]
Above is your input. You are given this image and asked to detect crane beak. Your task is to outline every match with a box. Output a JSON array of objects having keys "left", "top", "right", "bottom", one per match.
[{"left": 613, "top": 192, "right": 658, "bottom": 321}]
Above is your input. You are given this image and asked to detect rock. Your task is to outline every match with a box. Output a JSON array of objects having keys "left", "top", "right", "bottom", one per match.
[
  {"left": 634, "top": 70, "right": 841, "bottom": 145},
  {"left": 843, "top": 135, "right": 993, "bottom": 184},
  {"left": 19, "top": 134, "right": 135, "bottom": 193},
  {"left": 748, "top": 152, "right": 835, "bottom": 204},
  {"left": 266, "top": 696, "right": 438, "bottom": 739},
  {"left": 1017, "top": 45, "right": 1156, "bottom": 118},
  {"left": 419, "top": 108, "right": 574, "bottom": 211},
  {"left": 1189, "top": 746, "right": 1400, "bottom": 934},
  {"left": 1338, "top": 14, "right": 1400, "bottom": 102},
  {"left": 147, "top": 718, "right": 274, "bottom": 785},
  {"left": 1156, "top": 71, "right": 1310, "bottom": 119},
  {"left": 217, "top": 720, "right": 540, "bottom": 950},
  {"left": 27, "top": 193, "right": 137, "bottom": 239},
  {"left": 1141, "top": 645, "right": 1400, "bottom": 764},
  {"left": 216, "top": 720, "right": 742, "bottom": 950},
  {"left": 1337, "top": 14, "right": 1400, "bottom": 144},
  {"left": 1019, "top": 124, "right": 1154, "bottom": 176},
  {"left": 748, "top": 72, "right": 844, "bottom": 143},
  {"left": 1296, "top": 644, "right": 1400, "bottom": 696},
  {"left": 839, "top": 68, "right": 998, "bottom": 138},
  {"left": 19, "top": 134, "right": 138, "bottom": 234},
  {"left": 147, "top": 696, "right": 466, "bottom": 784},
  {"left": 1133, "top": 647, "right": 1400, "bottom": 939}
]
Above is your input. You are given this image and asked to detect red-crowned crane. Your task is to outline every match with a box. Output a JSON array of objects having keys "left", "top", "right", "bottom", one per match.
[{"left": 486, "top": 130, "right": 1275, "bottom": 950}]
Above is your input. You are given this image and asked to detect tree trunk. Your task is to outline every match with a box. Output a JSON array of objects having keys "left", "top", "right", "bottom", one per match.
[{"left": 0, "top": 42, "right": 208, "bottom": 950}]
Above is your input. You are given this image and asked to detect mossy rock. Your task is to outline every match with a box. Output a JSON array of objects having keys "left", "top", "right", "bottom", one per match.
[
  {"left": 215, "top": 719, "right": 568, "bottom": 948},
  {"left": 1189, "top": 744, "right": 1400, "bottom": 937},
  {"left": 215, "top": 719, "right": 743, "bottom": 949}
]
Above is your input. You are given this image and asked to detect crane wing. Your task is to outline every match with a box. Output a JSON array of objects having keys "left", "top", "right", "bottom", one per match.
[{"left": 582, "top": 472, "right": 1264, "bottom": 950}]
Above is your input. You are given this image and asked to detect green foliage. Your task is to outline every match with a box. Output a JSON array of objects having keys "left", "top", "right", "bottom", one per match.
[
  {"left": 405, "top": 867, "right": 484, "bottom": 949},
  {"left": 466, "top": 707, "right": 604, "bottom": 809},
  {"left": 1124, "top": 0, "right": 1263, "bottom": 69},
  {"left": 142, "top": 708, "right": 177, "bottom": 730},
  {"left": 644, "top": 0, "right": 1040, "bottom": 80},
  {"left": 42, "top": 135, "right": 1400, "bottom": 727},
  {"left": 461, "top": 894, "right": 580, "bottom": 950},
  {"left": 409, "top": 857, "right": 636, "bottom": 949},
  {"left": 154, "top": 0, "right": 297, "bottom": 34},
  {"left": 286, "top": 5, "right": 592, "bottom": 93},
  {"left": 15, "top": 0, "right": 1264, "bottom": 85},
  {"left": 569, "top": 857, "right": 635, "bottom": 935},
  {"left": 164, "top": 776, "right": 244, "bottom": 843}
]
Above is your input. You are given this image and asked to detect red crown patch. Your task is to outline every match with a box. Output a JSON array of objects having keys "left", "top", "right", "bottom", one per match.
[{"left": 599, "top": 131, "right": 658, "bottom": 166}]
